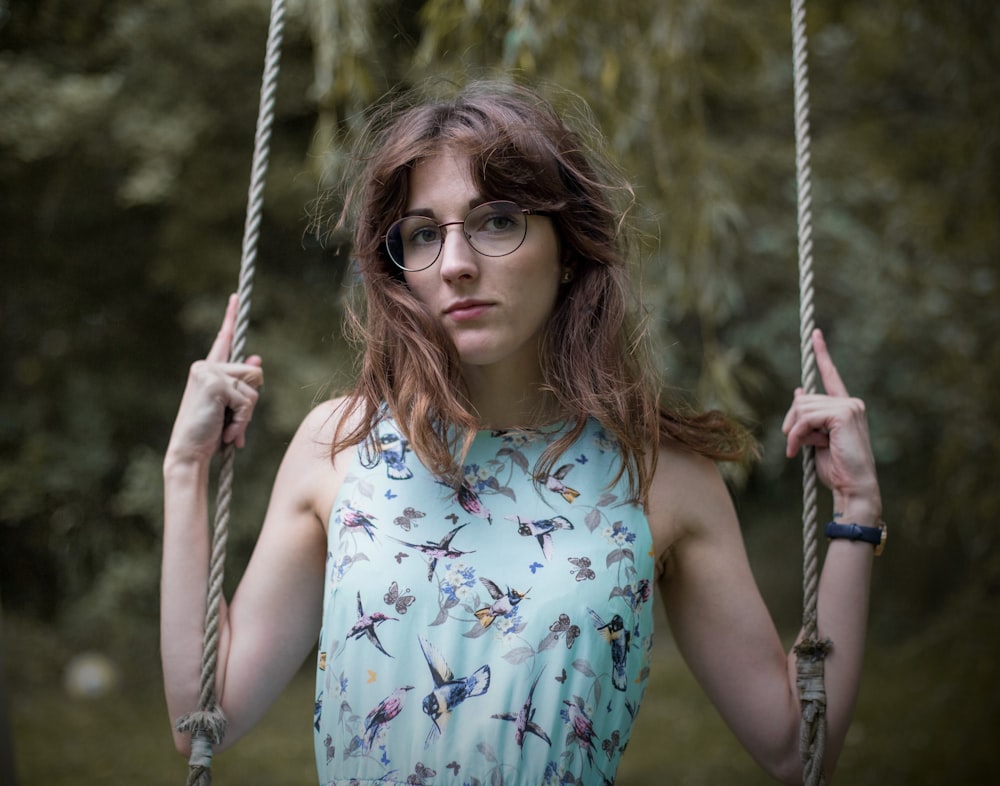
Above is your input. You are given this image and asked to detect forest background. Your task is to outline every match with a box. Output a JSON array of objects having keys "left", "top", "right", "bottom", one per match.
[{"left": 1, "top": 0, "right": 997, "bottom": 783}]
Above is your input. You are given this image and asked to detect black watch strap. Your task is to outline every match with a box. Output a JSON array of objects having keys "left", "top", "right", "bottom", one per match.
[{"left": 824, "top": 520, "right": 887, "bottom": 556}]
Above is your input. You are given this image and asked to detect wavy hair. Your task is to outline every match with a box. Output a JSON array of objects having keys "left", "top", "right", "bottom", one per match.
[{"left": 322, "top": 80, "right": 754, "bottom": 504}]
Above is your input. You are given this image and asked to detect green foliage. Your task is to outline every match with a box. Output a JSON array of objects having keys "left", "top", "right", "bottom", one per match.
[{"left": 0, "top": 0, "right": 997, "bottom": 668}]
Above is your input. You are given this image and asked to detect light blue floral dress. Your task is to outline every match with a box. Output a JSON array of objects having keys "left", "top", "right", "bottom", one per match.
[{"left": 314, "top": 416, "right": 656, "bottom": 786}]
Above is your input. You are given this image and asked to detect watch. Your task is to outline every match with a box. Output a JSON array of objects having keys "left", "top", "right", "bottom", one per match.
[{"left": 824, "top": 520, "right": 887, "bottom": 556}]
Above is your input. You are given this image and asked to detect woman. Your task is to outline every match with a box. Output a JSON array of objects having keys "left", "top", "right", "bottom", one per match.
[{"left": 162, "top": 81, "right": 882, "bottom": 785}]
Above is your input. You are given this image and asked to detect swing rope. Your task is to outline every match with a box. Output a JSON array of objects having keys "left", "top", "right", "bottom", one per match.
[
  {"left": 788, "top": 1, "right": 831, "bottom": 784},
  {"left": 173, "top": 0, "right": 287, "bottom": 783}
]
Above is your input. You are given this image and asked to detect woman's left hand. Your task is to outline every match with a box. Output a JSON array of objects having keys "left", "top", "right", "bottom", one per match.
[{"left": 782, "top": 329, "right": 881, "bottom": 517}]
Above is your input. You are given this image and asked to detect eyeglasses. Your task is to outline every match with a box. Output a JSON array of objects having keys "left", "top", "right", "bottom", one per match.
[{"left": 385, "top": 201, "right": 535, "bottom": 272}]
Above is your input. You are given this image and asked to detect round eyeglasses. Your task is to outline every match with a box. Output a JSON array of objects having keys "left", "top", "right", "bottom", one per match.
[{"left": 385, "top": 201, "right": 535, "bottom": 272}]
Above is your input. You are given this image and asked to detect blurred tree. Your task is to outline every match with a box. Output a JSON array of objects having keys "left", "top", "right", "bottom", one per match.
[{"left": 0, "top": 0, "right": 996, "bottom": 660}]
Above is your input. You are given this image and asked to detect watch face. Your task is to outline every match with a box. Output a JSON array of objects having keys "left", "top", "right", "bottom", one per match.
[{"left": 874, "top": 525, "right": 887, "bottom": 557}]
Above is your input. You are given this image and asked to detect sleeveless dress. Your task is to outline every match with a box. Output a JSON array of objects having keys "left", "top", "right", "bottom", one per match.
[{"left": 314, "top": 416, "right": 656, "bottom": 786}]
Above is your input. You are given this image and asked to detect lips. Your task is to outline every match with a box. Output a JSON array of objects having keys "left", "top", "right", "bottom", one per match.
[{"left": 444, "top": 300, "right": 493, "bottom": 321}]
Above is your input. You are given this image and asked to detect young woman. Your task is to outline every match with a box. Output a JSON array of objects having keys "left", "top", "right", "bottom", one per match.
[{"left": 162, "top": 81, "right": 882, "bottom": 786}]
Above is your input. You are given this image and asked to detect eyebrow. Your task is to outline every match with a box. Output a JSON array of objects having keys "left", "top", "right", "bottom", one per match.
[{"left": 401, "top": 197, "right": 487, "bottom": 220}]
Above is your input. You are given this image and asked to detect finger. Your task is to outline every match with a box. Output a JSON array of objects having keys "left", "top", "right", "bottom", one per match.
[
  {"left": 230, "top": 360, "right": 264, "bottom": 391},
  {"left": 781, "top": 388, "right": 805, "bottom": 434},
  {"left": 784, "top": 400, "right": 835, "bottom": 457},
  {"left": 207, "top": 294, "right": 239, "bottom": 363},
  {"left": 785, "top": 420, "right": 831, "bottom": 458},
  {"left": 812, "top": 329, "right": 850, "bottom": 398},
  {"left": 221, "top": 379, "right": 260, "bottom": 447}
]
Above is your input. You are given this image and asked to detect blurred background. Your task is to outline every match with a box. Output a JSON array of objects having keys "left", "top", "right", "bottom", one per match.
[{"left": 1, "top": 0, "right": 997, "bottom": 783}]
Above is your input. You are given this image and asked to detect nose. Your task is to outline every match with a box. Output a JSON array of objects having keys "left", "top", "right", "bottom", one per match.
[{"left": 437, "top": 224, "right": 479, "bottom": 282}]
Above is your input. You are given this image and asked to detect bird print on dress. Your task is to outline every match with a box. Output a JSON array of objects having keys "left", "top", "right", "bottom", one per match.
[
  {"left": 362, "top": 685, "right": 413, "bottom": 752},
  {"left": 561, "top": 695, "right": 598, "bottom": 769},
  {"left": 314, "top": 418, "right": 656, "bottom": 786},
  {"left": 588, "top": 608, "right": 631, "bottom": 691},
  {"left": 506, "top": 514, "right": 575, "bottom": 560},
  {"left": 454, "top": 480, "right": 493, "bottom": 524},
  {"left": 339, "top": 502, "right": 377, "bottom": 541},
  {"left": 418, "top": 635, "right": 491, "bottom": 746},
  {"left": 346, "top": 591, "right": 397, "bottom": 657},
  {"left": 391, "top": 522, "right": 476, "bottom": 581},
  {"left": 536, "top": 463, "right": 581, "bottom": 503},
  {"left": 473, "top": 577, "right": 529, "bottom": 628},
  {"left": 379, "top": 430, "right": 414, "bottom": 480},
  {"left": 491, "top": 668, "right": 552, "bottom": 751}
]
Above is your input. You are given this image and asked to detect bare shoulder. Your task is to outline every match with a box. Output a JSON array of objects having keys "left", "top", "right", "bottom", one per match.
[
  {"left": 646, "top": 440, "right": 739, "bottom": 580},
  {"left": 277, "top": 396, "right": 364, "bottom": 533}
]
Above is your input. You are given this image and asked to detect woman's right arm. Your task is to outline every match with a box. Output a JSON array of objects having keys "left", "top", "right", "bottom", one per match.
[{"left": 160, "top": 295, "right": 339, "bottom": 754}]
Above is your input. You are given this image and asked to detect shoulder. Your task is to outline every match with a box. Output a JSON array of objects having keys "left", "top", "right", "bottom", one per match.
[
  {"left": 277, "top": 396, "right": 366, "bottom": 531},
  {"left": 646, "top": 439, "right": 739, "bottom": 580}
]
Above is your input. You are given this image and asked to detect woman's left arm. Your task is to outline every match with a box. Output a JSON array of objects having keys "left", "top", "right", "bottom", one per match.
[
  {"left": 781, "top": 327, "right": 882, "bottom": 777},
  {"left": 654, "top": 328, "right": 880, "bottom": 785}
]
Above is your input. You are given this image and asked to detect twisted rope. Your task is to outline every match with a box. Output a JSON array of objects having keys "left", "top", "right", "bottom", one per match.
[
  {"left": 789, "top": 1, "right": 829, "bottom": 785},
  {"left": 174, "top": 1, "right": 287, "bottom": 783}
]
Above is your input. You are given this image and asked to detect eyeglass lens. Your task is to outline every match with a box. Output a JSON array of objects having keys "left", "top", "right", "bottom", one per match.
[{"left": 386, "top": 201, "right": 529, "bottom": 271}]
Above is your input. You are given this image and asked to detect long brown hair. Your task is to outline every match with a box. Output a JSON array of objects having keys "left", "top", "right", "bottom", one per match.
[{"left": 321, "top": 80, "right": 754, "bottom": 504}]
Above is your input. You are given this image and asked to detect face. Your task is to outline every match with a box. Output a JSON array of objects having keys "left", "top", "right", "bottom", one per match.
[{"left": 401, "top": 150, "right": 562, "bottom": 378}]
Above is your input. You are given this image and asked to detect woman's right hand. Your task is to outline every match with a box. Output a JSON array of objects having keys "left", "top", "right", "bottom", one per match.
[{"left": 165, "top": 294, "right": 264, "bottom": 466}]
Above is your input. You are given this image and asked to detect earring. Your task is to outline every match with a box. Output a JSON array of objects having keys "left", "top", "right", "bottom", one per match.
[{"left": 561, "top": 268, "right": 574, "bottom": 283}]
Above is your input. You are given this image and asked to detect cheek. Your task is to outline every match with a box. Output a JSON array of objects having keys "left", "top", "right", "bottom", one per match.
[{"left": 401, "top": 271, "right": 433, "bottom": 305}]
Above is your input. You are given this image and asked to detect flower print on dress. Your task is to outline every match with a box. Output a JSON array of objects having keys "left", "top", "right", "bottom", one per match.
[
  {"left": 603, "top": 520, "right": 637, "bottom": 549},
  {"left": 463, "top": 462, "right": 498, "bottom": 494},
  {"left": 441, "top": 561, "right": 477, "bottom": 603}
]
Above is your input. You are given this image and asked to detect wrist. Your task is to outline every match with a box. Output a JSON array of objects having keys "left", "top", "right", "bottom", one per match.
[
  {"left": 163, "top": 450, "right": 212, "bottom": 482},
  {"left": 831, "top": 493, "right": 882, "bottom": 526},
  {"left": 825, "top": 517, "right": 887, "bottom": 556}
]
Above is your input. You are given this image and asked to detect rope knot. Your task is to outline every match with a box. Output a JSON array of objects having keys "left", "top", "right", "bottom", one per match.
[
  {"left": 176, "top": 706, "right": 227, "bottom": 786},
  {"left": 176, "top": 705, "right": 228, "bottom": 745},
  {"left": 794, "top": 637, "right": 832, "bottom": 705}
]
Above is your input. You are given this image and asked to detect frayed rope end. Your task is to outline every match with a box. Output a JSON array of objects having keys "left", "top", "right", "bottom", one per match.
[
  {"left": 176, "top": 706, "right": 228, "bottom": 745},
  {"left": 176, "top": 705, "right": 227, "bottom": 783}
]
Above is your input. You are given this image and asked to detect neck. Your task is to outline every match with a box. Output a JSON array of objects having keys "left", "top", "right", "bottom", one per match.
[{"left": 461, "top": 360, "right": 558, "bottom": 431}]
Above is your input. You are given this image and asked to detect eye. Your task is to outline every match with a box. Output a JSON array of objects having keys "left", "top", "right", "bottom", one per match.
[
  {"left": 471, "top": 204, "right": 524, "bottom": 235},
  {"left": 482, "top": 213, "right": 517, "bottom": 232},
  {"left": 407, "top": 223, "right": 441, "bottom": 246}
]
